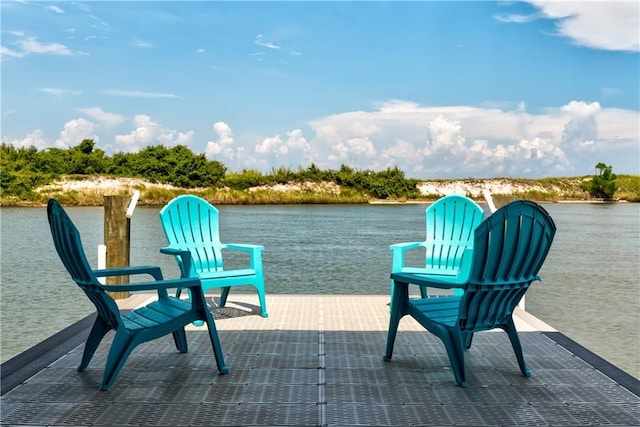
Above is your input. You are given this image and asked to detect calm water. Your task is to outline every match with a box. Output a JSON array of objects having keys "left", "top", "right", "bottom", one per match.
[{"left": 1, "top": 203, "right": 638, "bottom": 378}]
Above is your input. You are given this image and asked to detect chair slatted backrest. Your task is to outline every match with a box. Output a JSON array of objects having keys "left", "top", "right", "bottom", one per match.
[
  {"left": 424, "top": 195, "right": 484, "bottom": 270},
  {"left": 47, "top": 199, "right": 122, "bottom": 329},
  {"left": 159, "top": 195, "right": 224, "bottom": 273},
  {"left": 459, "top": 200, "right": 556, "bottom": 331}
]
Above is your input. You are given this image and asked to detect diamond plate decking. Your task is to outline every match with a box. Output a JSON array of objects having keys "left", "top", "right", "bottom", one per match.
[{"left": 2, "top": 295, "right": 639, "bottom": 427}]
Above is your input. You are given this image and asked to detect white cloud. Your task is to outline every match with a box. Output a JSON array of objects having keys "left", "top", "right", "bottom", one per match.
[
  {"left": 304, "top": 100, "right": 638, "bottom": 177},
  {"left": 494, "top": 12, "right": 544, "bottom": 24},
  {"left": 308, "top": 112, "right": 382, "bottom": 163},
  {"left": 560, "top": 101, "right": 600, "bottom": 152},
  {"left": 76, "top": 107, "right": 126, "bottom": 127},
  {"left": 55, "top": 118, "right": 97, "bottom": 148},
  {"left": 0, "top": 45, "right": 25, "bottom": 58},
  {"left": 17, "top": 36, "right": 73, "bottom": 55},
  {"left": 45, "top": 5, "right": 64, "bottom": 14},
  {"left": 131, "top": 39, "right": 154, "bottom": 48},
  {"left": 328, "top": 137, "right": 377, "bottom": 163},
  {"left": 255, "top": 135, "right": 285, "bottom": 155},
  {"left": 285, "top": 129, "right": 309, "bottom": 151},
  {"left": 254, "top": 129, "right": 309, "bottom": 157},
  {"left": 417, "top": 115, "right": 569, "bottom": 177},
  {"left": 254, "top": 34, "right": 280, "bottom": 49},
  {"left": 423, "top": 115, "right": 467, "bottom": 156},
  {"left": 379, "top": 140, "right": 423, "bottom": 171},
  {"left": 594, "top": 108, "right": 639, "bottom": 148},
  {"left": 255, "top": 129, "right": 309, "bottom": 155},
  {"left": 84, "top": 35, "right": 108, "bottom": 41},
  {"left": 251, "top": 129, "right": 312, "bottom": 169},
  {"left": 39, "top": 87, "right": 82, "bottom": 96},
  {"left": 114, "top": 115, "right": 193, "bottom": 152},
  {"left": 175, "top": 131, "right": 195, "bottom": 146},
  {"left": 600, "top": 87, "right": 621, "bottom": 98},
  {"left": 499, "top": 2, "right": 640, "bottom": 52},
  {"left": 2, "top": 119, "right": 98, "bottom": 151},
  {"left": 2, "top": 35, "right": 73, "bottom": 58},
  {"left": 2, "top": 31, "right": 77, "bottom": 57},
  {"left": 3, "top": 129, "right": 48, "bottom": 150},
  {"left": 4, "top": 100, "right": 637, "bottom": 178},
  {"left": 206, "top": 121, "right": 235, "bottom": 160},
  {"left": 104, "top": 90, "right": 180, "bottom": 99}
]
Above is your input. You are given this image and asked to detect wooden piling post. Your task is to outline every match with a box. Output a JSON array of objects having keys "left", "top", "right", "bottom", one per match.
[{"left": 104, "top": 195, "right": 130, "bottom": 299}]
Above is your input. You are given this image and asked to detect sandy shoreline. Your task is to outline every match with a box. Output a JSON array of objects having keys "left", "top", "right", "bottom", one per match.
[
  {"left": 39, "top": 176, "right": 578, "bottom": 198},
  {"left": 0, "top": 176, "right": 627, "bottom": 207},
  {"left": 368, "top": 198, "right": 623, "bottom": 205}
]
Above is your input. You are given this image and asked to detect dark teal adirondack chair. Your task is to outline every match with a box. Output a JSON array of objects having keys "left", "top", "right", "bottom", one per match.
[
  {"left": 47, "top": 199, "right": 228, "bottom": 390},
  {"left": 390, "top": 194, "right": 484, "bottom": 298},
  {"left": 384, "top": 200, "right": 556, "bottom": 387},
  {"left": 159, "top": 195, "right": 267, "bottom": 317}
]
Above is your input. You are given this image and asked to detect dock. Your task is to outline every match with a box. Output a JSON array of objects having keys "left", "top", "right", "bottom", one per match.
[{"left": 2, "top": 295, "right": 639, "bottom": 426}]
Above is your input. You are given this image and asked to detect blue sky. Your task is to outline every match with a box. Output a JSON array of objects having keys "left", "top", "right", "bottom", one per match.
[{"left": 2, "top": 1, "right": 639, "bottom": 178}]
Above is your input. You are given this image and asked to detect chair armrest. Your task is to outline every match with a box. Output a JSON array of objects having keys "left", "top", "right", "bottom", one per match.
[
  {"left": 222, "top": 244, "right": 264, "bottom": 270},
  {"left": 160, "top": 247, "right": 191, "bottom": 256},
  {"left": 390, "top": 272, "right": 466, "bottom": 290},
  {"left": 391, "top": 248, "right": 473, "bottom": 290},
  {"left": 93, "top": 265, "right": 164, "bottom": 281},
  {"left": 101, "top": 276, "right": 202, "bottom": 293},
  {"left": 390, "top": 241, "right": 423, "bottom": 271},
  {"left": 160, "top": 247, "right": 194, "bottom": 278},
  {"left": 223, "top": 243, "right": 264, "bottom": 252},
  {"left": 389, "top": 241, "right": 423, "bottom": 251}
]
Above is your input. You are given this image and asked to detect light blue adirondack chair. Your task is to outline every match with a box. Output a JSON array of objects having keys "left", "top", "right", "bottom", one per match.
[
  {"left": 390, "top": 194, "right": 484, "bottom": 298},
  {"left": 159, "top": 195, "right": 268, "bottom": 317},
  {"left": 384, "top": 200, "right": 556, "bottom": 387},
  {"left": 47, "top": 199, "right": 228, "bottom": 390}
]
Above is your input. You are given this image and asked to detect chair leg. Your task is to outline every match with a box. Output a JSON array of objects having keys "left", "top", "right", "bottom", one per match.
[
  {"left": 172, "top": 328, "right": 188, "bottom": 353},
  {"left": 383, "top": 319, "right": 400, "bottom": 362},
  {"left": 383, "top": 280, "right": 408, "bottom": 361},
  {"left": 184, "top": 288, "right": 205, "bottom": 327},
  {"left": 463, "top": 331, "right": 474, "bottom": 350},
  {"left": 256, "top": 284, "right": 268, "bottom": 318},
  {"left": 441, "top": 328, "right": 468, "bottom": 387},
  {"left": 219, "top": 286, "right": 231, "bottom": 307},
  {"left": 419, "top": 285, "right": 429, "bottom": 298},
  {"left": 204, "top": 312, "right": 229, "bottom": 375},
  {"left": 101, "top": 332, "right": 136, "bottom": 391},
  {"left": 504, "top": 317, "right": 531, "bottom": 377},
  {"left": 79, "top": 318, "right": 111, "bottom": 371},
  {"left": 389, "top": 279, "right": 395, "bottom": 305}
]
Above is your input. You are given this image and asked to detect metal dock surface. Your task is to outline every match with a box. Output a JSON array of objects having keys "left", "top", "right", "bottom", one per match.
[{"left": 2, "top": 295, "right": 639, "bottom": 426}]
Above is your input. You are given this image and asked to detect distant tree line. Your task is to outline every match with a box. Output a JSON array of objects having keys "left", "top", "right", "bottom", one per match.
[{"left": 1, "top": 140, "right": 419, "bottom": 200}]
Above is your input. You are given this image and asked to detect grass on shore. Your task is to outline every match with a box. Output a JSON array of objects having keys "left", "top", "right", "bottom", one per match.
[{"left": 1, "top": 175, "right": 638, "bottom": 207}]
